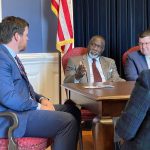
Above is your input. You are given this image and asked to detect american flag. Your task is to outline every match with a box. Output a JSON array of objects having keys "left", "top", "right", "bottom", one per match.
[{"left": 51, "top": 0, "right": 74, "bottom": 54}]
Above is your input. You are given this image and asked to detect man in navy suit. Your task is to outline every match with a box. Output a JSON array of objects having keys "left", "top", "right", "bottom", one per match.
[
  {"left": 0, "top": 16, "right": 80, "bottom": 150},
  {"left": 115, "top": 69, "right": 150, "bottom": 150},
  {"left": 124, "top": 29, "right": 150, "bottom": 81}
]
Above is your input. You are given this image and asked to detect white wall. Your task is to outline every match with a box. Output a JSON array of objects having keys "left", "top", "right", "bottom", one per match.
[{"left": 19, "top": 53, "right": 66, "bottom": 104}]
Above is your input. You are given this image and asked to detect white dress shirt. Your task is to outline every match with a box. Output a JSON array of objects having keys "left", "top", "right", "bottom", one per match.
[
  {"left": 145, "top": 55, "right": 150, "bottom": 69},
  {"left": 88, "top": 55, "right": 106, "bottom": 83}
]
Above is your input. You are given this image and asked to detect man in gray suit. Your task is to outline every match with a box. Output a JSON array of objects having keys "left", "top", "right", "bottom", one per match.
[
  {"left": 0, "top": 16, "right": 80, "bottom": 150},
  {"left": 124, "top": 29, "right": 150, "bottom": 81},
  {"left": 64, "top": 35, "right": 124, "bottom": 83}
]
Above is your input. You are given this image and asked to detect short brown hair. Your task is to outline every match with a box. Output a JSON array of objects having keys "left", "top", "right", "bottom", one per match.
[
  {"left": 139, "top": 29, "right": 150, "bottom": 38},
  {"left": 0, "top": 16, "right": 29, "bottom": 44}
]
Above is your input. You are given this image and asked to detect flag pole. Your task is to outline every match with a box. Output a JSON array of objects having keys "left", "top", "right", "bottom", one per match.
[
  {"left": 58, "top": 51, "right": 62, "bottom": 104},
  {"left": 51, "top": 0, "right": 74, "bottom": 104}
]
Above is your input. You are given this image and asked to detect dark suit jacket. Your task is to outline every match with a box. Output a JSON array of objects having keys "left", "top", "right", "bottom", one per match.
[
  {"left": 0, "top": 45, "right": 42, "bottom": 137},
  {"left": 116, "top": 69, "right": 150, "bottom": 150},
  {"left": 124, "top": 51, "right": 148, "bottom": 81}
]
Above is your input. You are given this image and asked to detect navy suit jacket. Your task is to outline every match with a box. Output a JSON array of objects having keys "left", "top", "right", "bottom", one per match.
[
  {"left": 124, "top": 51, "right": 148, "bottom": 81},
  {"left": 116, "top": 69, "right": 150, "bottom": 150},
  {"left": 0, "top": 45, "right": 42, "bottom": 137}
]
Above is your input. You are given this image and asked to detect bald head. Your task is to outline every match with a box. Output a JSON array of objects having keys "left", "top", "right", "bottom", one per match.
[{"left": 87, "top": 35, "right": 105, "bottom": 58}]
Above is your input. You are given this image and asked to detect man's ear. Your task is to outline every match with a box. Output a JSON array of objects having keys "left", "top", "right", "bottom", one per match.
[
  {"left": 99, "top": 48, "right": 104, "bottom": 55},
  {"left": 13, "top": 32, "right": 20, "bottom": 42}
]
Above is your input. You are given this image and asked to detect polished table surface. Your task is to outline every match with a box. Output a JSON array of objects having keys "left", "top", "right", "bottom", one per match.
[
  {"left": 62, "top": 81, "right": 135, "bottom": 150},
  {"left": 63, "top": 81, "right": 135, "bottom": 100}
]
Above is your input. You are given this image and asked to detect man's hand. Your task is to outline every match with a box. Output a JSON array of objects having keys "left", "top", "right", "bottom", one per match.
[
  {"left": 120, "top": 138, "right": 124, "bottom": 145},
  {"left": 40, "top": 98, "right": 55, "bottom": 111},
  {"left": 75, "top": 61, "right": 87, "bottom": 80}
]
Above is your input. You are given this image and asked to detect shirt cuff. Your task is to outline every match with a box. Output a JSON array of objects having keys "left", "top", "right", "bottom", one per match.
[
  {"left": 36, "top": 103, "right": 41, "bottom": 110},
  {"left": 74, "top": 77, "right": 80, "bottom": 83},
  {"left": 39, "top": 97, "right": 51, "bottom": 103}
]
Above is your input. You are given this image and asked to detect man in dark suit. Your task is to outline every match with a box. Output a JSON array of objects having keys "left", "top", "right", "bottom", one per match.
[
  {"left": 115, "top": 69, "right": 150, "bottom": 150},
  {"left": 0, "top": 16, "right": 80, "bottom": 150},
  {"left": 124, "top": 29, "right": 150, "bottom": 81}
]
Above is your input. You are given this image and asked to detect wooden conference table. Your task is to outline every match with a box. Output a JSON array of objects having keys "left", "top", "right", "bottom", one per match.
[{"left": 62, "top": 81, "right": 135, "bottom": 150}]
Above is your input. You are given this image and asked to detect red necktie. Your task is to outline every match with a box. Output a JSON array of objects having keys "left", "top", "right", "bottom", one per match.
[
  {"left": 92, "top": 59, "right": 102, "bottom": 82},
  {"left": 15, "top": 56, "right": 35, "bottom": 99}
]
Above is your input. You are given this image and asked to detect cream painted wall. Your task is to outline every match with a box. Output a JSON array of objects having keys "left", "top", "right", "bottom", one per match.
[{"left": 19, "top": 53, "right": 66, "bottom": 104}]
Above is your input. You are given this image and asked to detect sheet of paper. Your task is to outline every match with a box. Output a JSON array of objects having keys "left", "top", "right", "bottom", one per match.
[{"left": 83, "top": 84, "right": 114, "bottom": 89}]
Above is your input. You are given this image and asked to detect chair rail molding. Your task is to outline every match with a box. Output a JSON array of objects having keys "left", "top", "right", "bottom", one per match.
[{"left": 18, "top": 53, "right": 66, "bottom": 104}]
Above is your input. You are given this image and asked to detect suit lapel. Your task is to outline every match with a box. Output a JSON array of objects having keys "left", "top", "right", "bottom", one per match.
[
  {"left": 0, "top": 45, "right": 16, "bottom": 65},
  {"left": 0, "top": 45, "right": 35, "bottom": 99},
  {"left": 99, "top": 57, "right": 108, "bottom": 79},
  {"left": 81, "top": 55, "right": 90, "bottom": 83},
  {"left": 138, "top": 52, "right": 149, "bottom": 69},
  {"left": 0, "top": 45, "right": 29, "bottom": 81}
]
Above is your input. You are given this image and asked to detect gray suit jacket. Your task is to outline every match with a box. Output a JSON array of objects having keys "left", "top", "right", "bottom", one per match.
[
  {"left": 0, "top": 44, "right": 42, "bottom": 137},
  {"left": 124, "top": 51, "right": 148, "bottom": 81},
  {"left": 64, "top": 54, "right": 124, "bottom": 83},
  {"left": 116, "top": 69, "right": 150, "bottom": 150}
]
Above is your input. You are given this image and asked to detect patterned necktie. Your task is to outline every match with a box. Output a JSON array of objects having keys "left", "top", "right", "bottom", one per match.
[
  {"left": 15, "top": 55, "right": 35, "bottom": 99},
  {"left": 92, "top": 58, "right": 102, "bottom": 82},
  {"left": 15, "top": 56, "right": 26, "bottom": 76}
]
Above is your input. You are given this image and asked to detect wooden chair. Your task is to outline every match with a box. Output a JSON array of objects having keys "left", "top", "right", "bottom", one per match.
[
  {"left": 0, "top": 112, "right": 52, "bottom": 150},
  {"left": 122, "top": 45, "right": 140, "bottom": 65}
]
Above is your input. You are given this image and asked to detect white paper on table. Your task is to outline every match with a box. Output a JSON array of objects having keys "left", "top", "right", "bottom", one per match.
[{"left": 83, "top": 85, "right": 114, "bottom": 89}]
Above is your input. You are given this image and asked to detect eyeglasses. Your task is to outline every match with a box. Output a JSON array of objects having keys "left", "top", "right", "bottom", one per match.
[
  {"left": 90, "top": 43, "right": 104, "bottom": 49},
  {"left": 138, "top": 42, "right": 150, "bottom": 46}
]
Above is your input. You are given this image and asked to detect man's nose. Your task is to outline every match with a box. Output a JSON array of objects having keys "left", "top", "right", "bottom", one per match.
[
  {"left": 93, "top": 45, "right": 99, "bottom": 50},
  {"left": 142, "top": 44, "right": 147, "bottom": 48}
]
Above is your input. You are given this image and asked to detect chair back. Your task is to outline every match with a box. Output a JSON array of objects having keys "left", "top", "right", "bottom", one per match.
[
  {"left": 62, "top": 47, "right": 87, "bottom": 72},
  {"left": 0, "top": 137, "right": 51, "bottom": 150},
  {"left": 122, "top": 45, "right": 140, "bottom": 65},
  {"left": 0, "top": 112, "right": 52, "bottom": 150}
]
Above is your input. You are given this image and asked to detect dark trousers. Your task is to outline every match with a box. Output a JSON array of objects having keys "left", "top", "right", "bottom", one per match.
[{"left": 24, "top": 103, "right": 81, "bottom": 150}]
